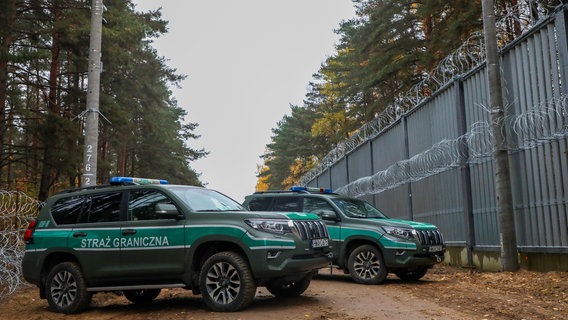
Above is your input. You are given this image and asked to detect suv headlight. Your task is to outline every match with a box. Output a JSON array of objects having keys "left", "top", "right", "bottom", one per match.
[
  {"left": 382, "top": 226, "right": 415, "bottom": 241},
  {"left": 245, "top": 219, "right": 294, "bottom": 235}
]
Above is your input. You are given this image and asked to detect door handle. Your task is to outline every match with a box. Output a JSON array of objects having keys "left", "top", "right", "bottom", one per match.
[
  {"left": 122, "top": 229, "right": 137, "bottom": 235},
  {"left": 73, "top": 232, "right": 87, "bottom": 237}
]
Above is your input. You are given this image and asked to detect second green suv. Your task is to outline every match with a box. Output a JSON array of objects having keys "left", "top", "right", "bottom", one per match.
[
  {"left": 243, "top": 186, "right": 445, "bottom": 284},
  {"left": 22, "top": 177, "right": 330, "bottom": 314}
]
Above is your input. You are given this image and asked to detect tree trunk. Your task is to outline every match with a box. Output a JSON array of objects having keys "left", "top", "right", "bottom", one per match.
[
  {"left": 0, "top": 0, "right": 17, "bottom": 187},
  {"left": 38, "top": 5, "right": 62, "bottom": 201},
  {"left": 481, "top": 0, "right": 519, "bottom": 272}
]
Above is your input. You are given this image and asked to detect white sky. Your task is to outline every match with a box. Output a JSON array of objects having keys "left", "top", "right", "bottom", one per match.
[{"left": 133, "top": 0, "right": 356, "bottom": 202}]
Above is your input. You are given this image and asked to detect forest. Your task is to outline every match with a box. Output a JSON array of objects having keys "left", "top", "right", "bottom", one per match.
[
  {"left": 1, "top": 0, "right": 207, "bottom": 200},
  {"left": 0, "top": 0, "right": 563, "bottom": 200}
]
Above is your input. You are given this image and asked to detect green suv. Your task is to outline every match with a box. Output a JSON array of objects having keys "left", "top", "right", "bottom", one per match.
[
  {"left": 243, "top": 186, "right": 445, "bottom": 284},
  {"left": 22, "top": 177, "right": 330, "bottom": 314}
]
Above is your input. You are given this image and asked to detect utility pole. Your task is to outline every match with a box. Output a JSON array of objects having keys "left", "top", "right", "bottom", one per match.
[
  {"left": 481, "top": 0, "right": 519, "bottom": 271},
  {"left": 82, "top": 0, "right": 103, "bottom": 187}
]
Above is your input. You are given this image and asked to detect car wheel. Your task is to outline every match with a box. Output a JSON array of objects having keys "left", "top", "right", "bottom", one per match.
[
  {"left": 265, "top": 274, "right": 312, "bottom": 297},
  {"left": 395, "top": 267, "right": 428, "bottom": 281},
  {"left": 45, "top": 262, "right": 92, "bottom": 314},
  {"left": 199, "top": 251, "right": 257, "bottom": 312},
  {"left": 123, "top": 289, "right": 161, "bottom": 304},
  {"left": 347, "top": 244, "right": 387, "bottom": 284}
]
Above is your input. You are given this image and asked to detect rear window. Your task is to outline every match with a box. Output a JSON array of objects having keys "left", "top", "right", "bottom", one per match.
[
  {"left": 272, "top": 197, "right": 301, "bottom": 212},
  {"left": 246, "top": 197, "right": 273, "bottom": 211}
]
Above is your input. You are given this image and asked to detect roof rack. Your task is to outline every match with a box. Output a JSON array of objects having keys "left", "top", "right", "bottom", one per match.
[
  {"left": 57, "top": 177, "right": 168, "bottom": 194},
  {"left": 253, "top": 186, "right": 336, "bottom": 195},
  {"left": 253, "top": 190, "right": 292, "bottom": 194},
  {"left": 290, "top": 186, "right": 334, "bottom": 194},
  {"left": 57, "top": 184, "right": 114, "bottom": 194}
]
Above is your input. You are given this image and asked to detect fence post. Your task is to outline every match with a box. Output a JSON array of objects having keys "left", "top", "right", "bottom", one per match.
[
  {"left": 555, "top": 5, "right": 568, "bottom": 96},
  {"left": 456, "top": 79, "right": 475, "bottom": 267},
  {"left": 403, "top": 115, "right": 414, "bottom": 221}
]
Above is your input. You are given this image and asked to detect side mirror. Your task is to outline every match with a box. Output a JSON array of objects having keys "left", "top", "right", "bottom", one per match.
[
  {"left": 320, "top": 209, "right": 338, "bottom": 221},
  {"left": 155, "top": 203, "right": 183, "bottom": 219}
]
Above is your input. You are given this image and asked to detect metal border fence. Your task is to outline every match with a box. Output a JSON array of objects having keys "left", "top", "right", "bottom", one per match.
[{"left": 303, "top": 5, "right": 568, "bottom": 265}]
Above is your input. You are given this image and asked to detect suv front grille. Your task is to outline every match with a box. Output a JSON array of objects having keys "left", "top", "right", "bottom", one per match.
[
  {"left": 413, "top": 230, "right": 444, "bottom": 245},
  {"left": 293, "top": 220, "right": 329, "bottom": 240}
]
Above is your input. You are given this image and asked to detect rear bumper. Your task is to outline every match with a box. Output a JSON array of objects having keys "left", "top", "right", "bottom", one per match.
[{"left": 21, "top": 251, "right": 42, "bottom": 286}]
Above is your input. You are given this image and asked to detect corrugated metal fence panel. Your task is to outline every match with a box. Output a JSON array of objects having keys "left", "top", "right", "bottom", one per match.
[
  {"left": 318, "top": 170, "right": 332, "bottom": 189},
  {"left": 462, "top": 66, "right": 500, "bottom": 247},
  {"left": 347, "top": 143, "right": 372, "bottom": 181},
  {"left": 347, "top": 143, "right": 375, "bottom": 206},
  {"left": 370, "top": 123, "right": 411, "bottom": 219},
  {"left": 375, "top": 185, "right": 411, "bottom": 219},
  {"left": 501, "top": 14, "right": 568, "bottom": 249},
  {"left": 307, "top": 169, "right": 331, "bottom": 189},
  {"left": 330, "top": 158, "right": 348, "bottom": 192},
  {"left": 371, "top": 121, "right": 407, "bottom": 168},
  {"left": 406, "top": 86, "right": 465, "bottom": 240}
]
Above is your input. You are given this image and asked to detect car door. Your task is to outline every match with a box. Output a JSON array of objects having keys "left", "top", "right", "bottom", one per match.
[
  {"left": 65, "top": 192, "right": 123, "bottom": 280},
  {"left": 119, "top": 189, "right": 185, "bottom": 278}
]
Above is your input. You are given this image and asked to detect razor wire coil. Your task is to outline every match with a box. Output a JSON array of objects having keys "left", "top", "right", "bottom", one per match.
[{"left": 0, "top": 191, "right": 43, "bottom": 301}]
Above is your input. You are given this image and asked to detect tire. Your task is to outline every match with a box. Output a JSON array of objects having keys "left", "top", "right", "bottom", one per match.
[
  {"left": 265, "top": 274, "right": 312, "bottom": 298},
  {"left": 347, "top": 245, "right": 387, "bottom": 284},
  {"left": 199, "top": 252, "right": 257, "bottom": 312},
  {"left": 395, "top": 267, "right": 428, "bottom": 281},
  {"left": 123, "top": 289, "right": 161, "bottom": 304},
  {"left": 45, "top": 262, "right": 92, "bottom": 314}
]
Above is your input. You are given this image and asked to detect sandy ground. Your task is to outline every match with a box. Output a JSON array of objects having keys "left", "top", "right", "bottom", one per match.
[{"left": 1, "top": 264, "right": 567, "bottom": 320}]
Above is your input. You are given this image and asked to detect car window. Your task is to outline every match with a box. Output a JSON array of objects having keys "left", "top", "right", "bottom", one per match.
[
  {"left": 331, "top": 198, "right": 388, "bottom": 218},
  {"left": 246, "top": 197, "right": 273, "bottom": 211},
  {"left": 169, "top": 187, "right": 244, "bottom": 212},
  {"left": 51, "top": 196, "right": 84, "bottom": 224},
  {"left": 128, "top": 190, "right": 173, "bottom": 221},
  {"left": 78, "top": 192, "right": 123, "bottom": 223},
  {"left": 302, "top": 198, "right": 335, "bottom": 217},
  {"left": 272, "top": 196, "right": 301, "bottom": 211}
]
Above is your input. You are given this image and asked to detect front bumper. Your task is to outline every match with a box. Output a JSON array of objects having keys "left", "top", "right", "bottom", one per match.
[
  {"left": 250, "top": 247, "right": 330, "bottom": 283},
  {"left": 384, "top": 246, "right": 446, "bottom": 269}
]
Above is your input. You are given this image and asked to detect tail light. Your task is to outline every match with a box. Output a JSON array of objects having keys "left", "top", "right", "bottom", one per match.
[{"left": 24, "top": 220, "right": 37, "bottom": 244}]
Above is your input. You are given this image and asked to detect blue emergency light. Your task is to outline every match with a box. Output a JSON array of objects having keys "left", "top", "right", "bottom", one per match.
[
  {"left": 110, "top": 177, "right": 169, "bottom": 185},
  {"left": 290, "top": 186, "right": 333, "bottom": 194}
]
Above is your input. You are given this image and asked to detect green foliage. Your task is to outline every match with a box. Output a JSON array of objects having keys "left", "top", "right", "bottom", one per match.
[
  {"left": 259, "top": 0, "right": 489, "bottom": 189},
  {"left": 260, "top": 105, "right": 324, "bottom": 189},
  {"left": 0, "top": 0, "right": 207, "bottom": 196}
]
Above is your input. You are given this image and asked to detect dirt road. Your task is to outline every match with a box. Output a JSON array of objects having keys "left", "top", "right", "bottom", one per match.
[{"left": 2, "top": 264, "right": 566, "bottom": 320}]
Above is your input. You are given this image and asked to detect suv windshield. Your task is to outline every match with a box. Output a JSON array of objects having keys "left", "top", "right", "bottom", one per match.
[
  {"left": 331, "top": 198, "right": 388, "bottom": 219},
  {"left": 169, "top": 187, "right": 244, "bottom": 212}
]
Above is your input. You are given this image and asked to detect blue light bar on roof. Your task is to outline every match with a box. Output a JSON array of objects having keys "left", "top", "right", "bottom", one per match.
[
  {"left": 110, "top": 177, "right": 168, "bottom": 185},
  {"left": 290, "top": 186, "right": 333, "bottom": 193}
]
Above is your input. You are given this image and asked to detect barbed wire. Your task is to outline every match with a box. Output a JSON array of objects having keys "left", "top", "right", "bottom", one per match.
[
  {"left": 0, "top": 191, "right": 42, "bottom": 301},
  {"left": 300, "top": 1, "right": 567, "bottom": 186},
  {"left": 335, "top": 95, "right": 568, "bottom": 196}
]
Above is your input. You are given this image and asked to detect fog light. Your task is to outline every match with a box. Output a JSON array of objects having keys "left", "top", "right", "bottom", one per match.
[
  {"left": 395, "top": 250, "right": 406, "bottom": 256},
  {"left": 267, "top": 251, "right": 281, "bottom": 259}
]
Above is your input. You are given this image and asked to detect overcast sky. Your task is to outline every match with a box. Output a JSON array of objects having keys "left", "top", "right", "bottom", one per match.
[{"left": 133, "top": 1, "right": 356, "bottom": 202}]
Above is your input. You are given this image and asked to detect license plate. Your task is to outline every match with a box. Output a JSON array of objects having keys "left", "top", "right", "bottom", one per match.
[
  {"left": 429, "top": 245, "right": 443, "bottom": 252},
  {"left": 311, "top": 238, "right": 329, "bottom": 248}
]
